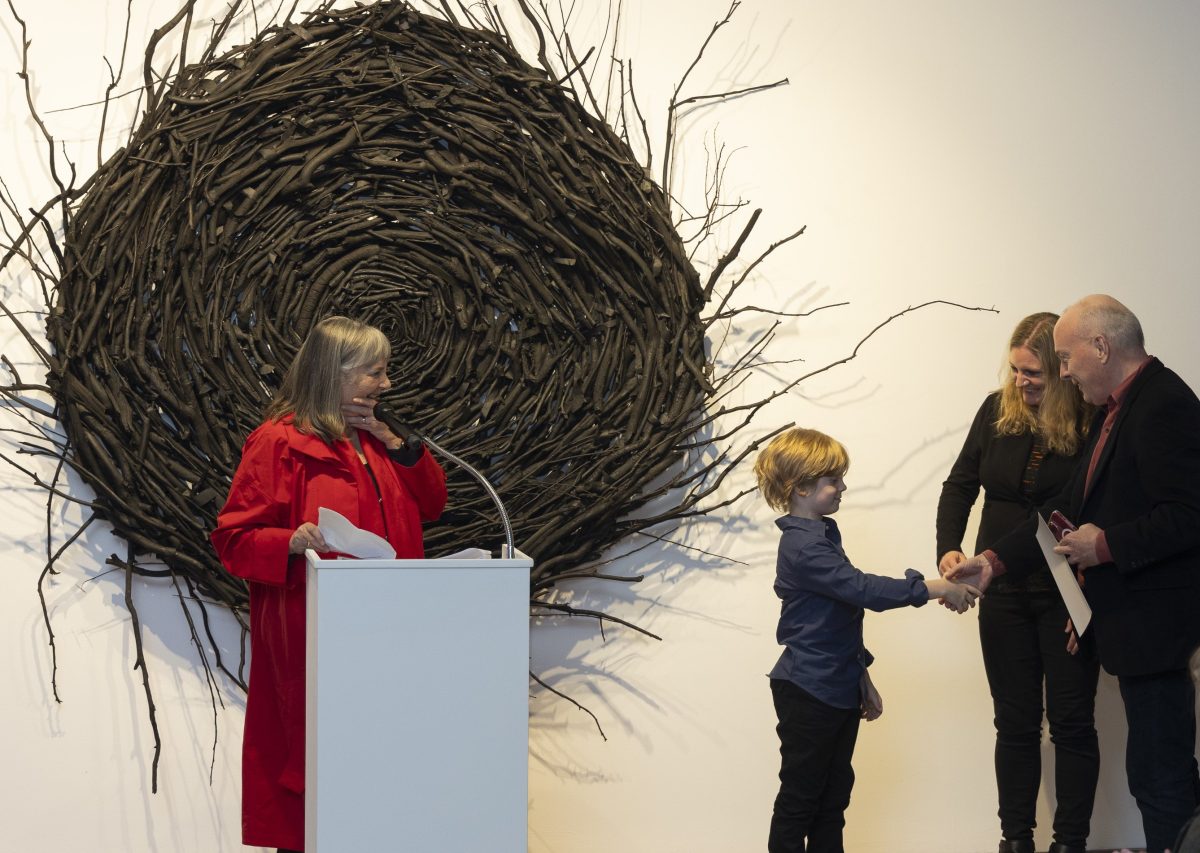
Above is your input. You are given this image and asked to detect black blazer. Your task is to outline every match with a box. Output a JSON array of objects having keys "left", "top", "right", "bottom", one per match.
[
  {"left": 992, "top": 358, "right": 1200, "bottom": 676},
  {"left": 937, "top": 392, "right": 1084, "bottom": 562}
]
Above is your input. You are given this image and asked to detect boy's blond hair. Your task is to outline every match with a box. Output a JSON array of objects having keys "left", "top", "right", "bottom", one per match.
[{"left": 754, "top": 427, "right": 850, "bottom": 512}]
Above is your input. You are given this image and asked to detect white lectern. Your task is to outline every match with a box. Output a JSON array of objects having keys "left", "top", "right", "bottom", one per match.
[{"left": 304, "top": 549, "right": 531, "bottom": 851}]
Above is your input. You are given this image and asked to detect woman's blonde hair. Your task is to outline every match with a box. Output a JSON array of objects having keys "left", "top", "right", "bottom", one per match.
[
  {"left": 265, "top": 316, "right": 390, "bottom": 443},
  {"left": 995, "top": 312, "right": 1092, "bottom": 455},
  {"left": 754, "top": 428, "right": 849, "bottom": 513}
]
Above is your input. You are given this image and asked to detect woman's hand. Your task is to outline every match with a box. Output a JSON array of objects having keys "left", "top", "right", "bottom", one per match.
[
  {"left": 341, "top": 396, "right": 403, "bottom": 449},
  {"left": 938, "top": 550, "right": 967, "bottom": 577},
  {"left": 288, "top": 522, "right": 328, "bottom": 555}
]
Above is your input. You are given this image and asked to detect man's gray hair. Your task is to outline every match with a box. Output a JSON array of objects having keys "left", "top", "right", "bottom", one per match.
[{"left": 1073, "top": 295, "right": 1145, "bottom": 353}]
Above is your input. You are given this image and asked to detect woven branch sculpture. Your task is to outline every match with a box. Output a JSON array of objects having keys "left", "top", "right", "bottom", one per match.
[{"left": 52, "top": 1, "right": 716, "bottom": 599}]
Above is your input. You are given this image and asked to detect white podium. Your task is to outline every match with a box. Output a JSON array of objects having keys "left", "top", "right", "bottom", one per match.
[{"left": 304, "top": 549, "right": 531, "bottom": 851}]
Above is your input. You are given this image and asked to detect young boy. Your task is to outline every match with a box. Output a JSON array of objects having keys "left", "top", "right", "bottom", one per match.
[{"left": 754, "top": 427, "right": 979, "bottom": 853}]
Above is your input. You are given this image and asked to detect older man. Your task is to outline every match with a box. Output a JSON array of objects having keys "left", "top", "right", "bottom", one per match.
[{"left": 951, "top": 295, "right": 1200, "bottom": 853}]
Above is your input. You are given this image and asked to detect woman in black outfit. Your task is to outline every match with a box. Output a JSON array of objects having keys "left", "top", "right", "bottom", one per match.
[{"left": 936, "top": 312, "right": 1100, "bottom": 853}]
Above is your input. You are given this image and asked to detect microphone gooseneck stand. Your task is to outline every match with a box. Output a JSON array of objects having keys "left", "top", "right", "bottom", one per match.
[
  {"left": 420, "top": 433, "right": 515, "bottom": 559},
  {"left": 373, "top": 402, "right": 515, "bottom": 558}
]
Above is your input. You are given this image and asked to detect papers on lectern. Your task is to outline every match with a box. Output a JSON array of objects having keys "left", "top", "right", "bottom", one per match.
[{"left": 440, "top": 548, "right": 493, "bottom": 559}]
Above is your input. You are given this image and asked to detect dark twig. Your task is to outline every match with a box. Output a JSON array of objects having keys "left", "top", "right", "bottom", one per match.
[
  {"left": 529, "top": 669, "right": 607, "bottom": 740},
  {"left": 117, "top": 545, "right": 162, "bottom": 793}
]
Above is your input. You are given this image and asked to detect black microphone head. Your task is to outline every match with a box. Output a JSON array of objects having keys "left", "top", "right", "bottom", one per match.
[{"left": 372, "top": 402, "right": 424, "bottom": 461}]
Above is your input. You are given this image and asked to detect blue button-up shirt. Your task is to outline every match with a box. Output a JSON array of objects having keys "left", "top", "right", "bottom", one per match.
[{"left": 769, "top": 514, "right": 929, "bottom": 709}]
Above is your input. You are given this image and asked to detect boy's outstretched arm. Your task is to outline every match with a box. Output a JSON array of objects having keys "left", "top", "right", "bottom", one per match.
[{"left": 925, "top": 577, "right": 981, "bottom": 613}]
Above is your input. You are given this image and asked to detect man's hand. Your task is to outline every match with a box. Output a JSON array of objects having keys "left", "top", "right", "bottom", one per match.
[
  {"left": 945, "top": 553, "right": 995, "bottom": 593},
  {"left": 1055, "top": 523, "right": 1104, "bottom": 571}
]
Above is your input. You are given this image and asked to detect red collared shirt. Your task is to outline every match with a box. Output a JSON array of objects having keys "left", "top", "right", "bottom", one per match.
[{"left": 1086, "top": 356, "right": 1153, "bottom": 563}]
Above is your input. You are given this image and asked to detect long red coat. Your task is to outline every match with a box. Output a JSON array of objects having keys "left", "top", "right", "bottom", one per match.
[{"left": 211, "top": 418, "right": 447, "bottom": 851}]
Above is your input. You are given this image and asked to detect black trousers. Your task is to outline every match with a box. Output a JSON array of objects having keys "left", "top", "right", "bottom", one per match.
[
  {"left": 979, "top": 589, "right": 1100, "bottom": 847},
  {"left": 768, "top": 678, "right": 861, "bottom": 853},
  {"left": 1118, "top": 668, "right": 1200, "bottom": 853}
]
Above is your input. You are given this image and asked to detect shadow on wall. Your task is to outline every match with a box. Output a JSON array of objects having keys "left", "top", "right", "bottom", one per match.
[{"left": 527, "top": 505, "right": 767, "bottom": 764}]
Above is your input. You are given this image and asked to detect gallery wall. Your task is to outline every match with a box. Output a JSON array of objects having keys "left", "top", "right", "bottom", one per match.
[{"left": 1, "top": 1, "right": 1197, "bottom": 851}]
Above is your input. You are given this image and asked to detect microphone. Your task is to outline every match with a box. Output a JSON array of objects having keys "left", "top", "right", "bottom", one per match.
[
  {"left": 372, "top": 402, "right": 516, "bottom": 558},
  {"left": 372, "top": 401, "right": 424, "bottom": 455}
]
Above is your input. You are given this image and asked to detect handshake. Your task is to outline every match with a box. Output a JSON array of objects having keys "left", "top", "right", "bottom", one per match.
[
  {"left": 925, "top": 576, "right": 981, "bottom": 613},
  {"left": 927, "top": 549, "right": 992, "bottom": 612}
]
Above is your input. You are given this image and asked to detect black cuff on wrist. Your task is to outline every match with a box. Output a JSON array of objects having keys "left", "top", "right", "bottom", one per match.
[{"left": 387, "top": 443, "right": 424, "bottom": 467}]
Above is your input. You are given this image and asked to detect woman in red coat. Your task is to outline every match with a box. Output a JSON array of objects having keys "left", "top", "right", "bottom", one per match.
[{"left": 211, "top": 316, "right": 447, "bottom": 853}]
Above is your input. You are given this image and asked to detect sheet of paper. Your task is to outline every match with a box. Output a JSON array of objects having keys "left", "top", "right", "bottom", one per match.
[
  {"left": 1035, "top": 513, "right": 1092, "bottom": 635},
  {"left": 440, "top": 548, "right": 492, "bottom": 560},
  {"left": 317, "top": 507, "right": 396, "bottom": 559}
]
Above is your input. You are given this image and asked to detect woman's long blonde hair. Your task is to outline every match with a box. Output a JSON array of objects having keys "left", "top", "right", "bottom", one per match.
[
  {"left": 265, "top": 316, "right": 389, "bottom": 443},
  {"left": 995, "top": 312, "right": 1091, "bottom": 455}
]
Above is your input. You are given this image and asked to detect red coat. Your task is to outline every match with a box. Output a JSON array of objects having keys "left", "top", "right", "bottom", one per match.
[{"left": 211, "top": 418, "right": 447, "bottom": 851}]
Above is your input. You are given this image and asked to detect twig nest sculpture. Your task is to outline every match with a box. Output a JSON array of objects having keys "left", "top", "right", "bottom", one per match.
[{"left": 48, "top": 1, "right": 709, "bottom": 611}]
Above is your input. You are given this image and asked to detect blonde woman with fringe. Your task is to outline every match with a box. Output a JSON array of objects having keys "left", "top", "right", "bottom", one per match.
[
  {"left": 936, "top": 313, "right": 1098, "bottom": 853},
  {"left": 212, "top": 316, "right": 447, "bottom": 853}
]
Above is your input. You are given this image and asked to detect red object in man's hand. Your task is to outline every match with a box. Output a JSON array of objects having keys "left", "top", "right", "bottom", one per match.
[{"left": 1047, "top": 510, "right": 1078, "bottom": 542}]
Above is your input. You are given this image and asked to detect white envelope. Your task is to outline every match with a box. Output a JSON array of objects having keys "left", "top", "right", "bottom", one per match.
[
  {"left": 317, "top": 507, "right": 396, "bottom": 559},
  {"left": 1035, "top": 513, "right": 1092, "bottom": 635}
]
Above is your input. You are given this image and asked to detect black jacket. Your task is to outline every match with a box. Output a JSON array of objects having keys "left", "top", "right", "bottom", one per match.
[{"left": 991, "top": 358, "right": 1200, "bottom": 676}]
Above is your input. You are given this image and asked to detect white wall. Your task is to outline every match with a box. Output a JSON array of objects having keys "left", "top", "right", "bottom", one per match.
[{"left": 2, "top": 2, "right": 1198, "bottom": 851}]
